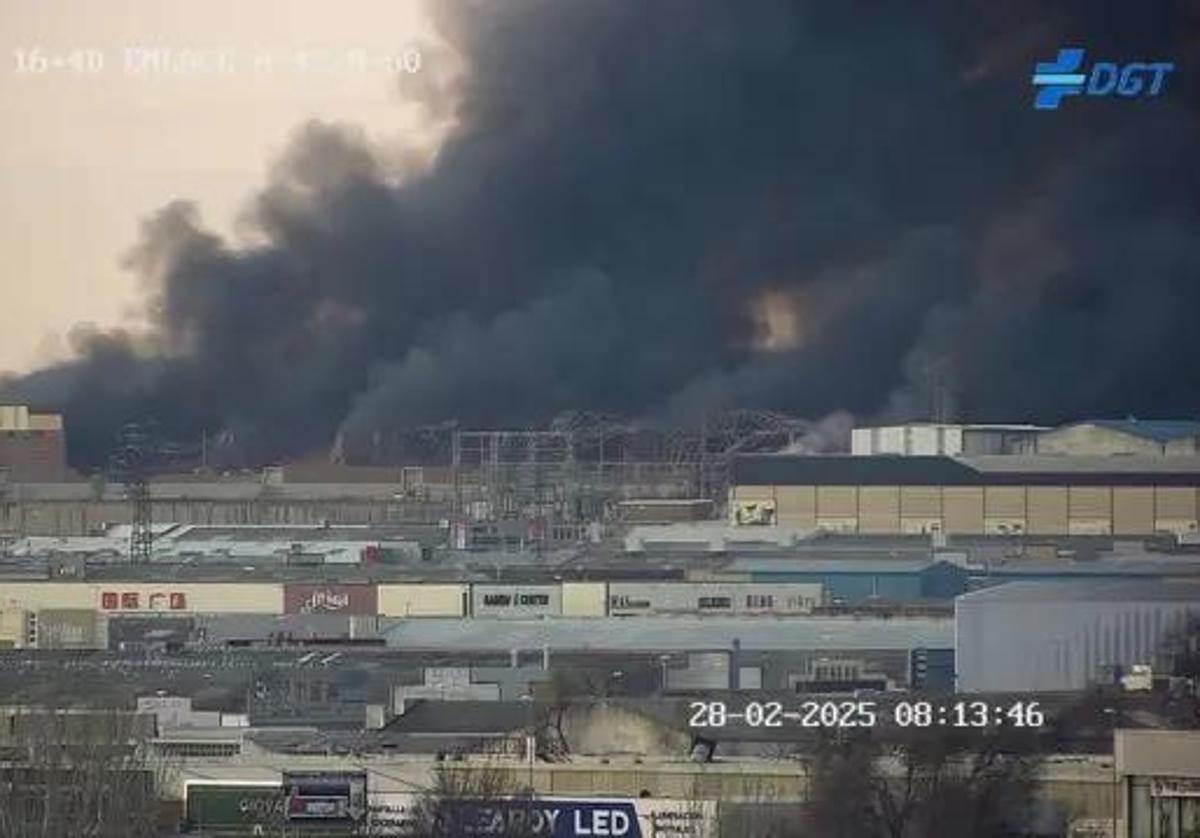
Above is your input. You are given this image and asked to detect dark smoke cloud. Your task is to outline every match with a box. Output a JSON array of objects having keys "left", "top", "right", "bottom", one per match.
[{"left": 4, "top": 0, "right": 1199, "bottom": 468}]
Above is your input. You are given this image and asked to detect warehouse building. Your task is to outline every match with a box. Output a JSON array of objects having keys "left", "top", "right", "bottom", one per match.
[
  {"left": 955, "top": 580, "right": 1200, "bottom": 693},
  {"left": 1038, "top": 419, "right": 1200, "bottom": 457},
  {"left": 693, "top": 557, "right": 967, "bottom": 603},
  {"left": 607, "top": 581, "right": 822, "bottom": 615},
  {"left": 851, "top": 423, "right": 1045, "bottom": 457},
  {"left": 730, "top": 454, "right": 1200, "bottom": 536},
  {"left": 851, "top": 419, "right": 1200, "bottom": 458}
]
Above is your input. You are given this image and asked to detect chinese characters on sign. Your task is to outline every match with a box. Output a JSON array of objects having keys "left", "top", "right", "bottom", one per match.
[{"left": 99, "top": 590, "right": 188, "bottom": 611}]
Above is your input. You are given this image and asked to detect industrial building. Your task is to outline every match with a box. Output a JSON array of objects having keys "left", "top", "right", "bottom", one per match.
[
  {"left": 955, "top": 580, "right": 1200, "bottom": 693},
  {"left": 852, "top": 418, "right": 1200, "bottom": 458},
  {"left": 730, "top": 454, "right": 1200, "bottom": 536},
  {"left": 607, "top": 581, "right": 821, "bottom": 615},
  {"left": 692, "top": 557, "right": 968, "bottom": 603},
  {"left": 1038, "top": 420, "right": 1200, "bottom": 457},
  {"left": 1117, "top": 729, "right": 1200, "bottom": 837},
  {"left": 0, "top": 404, "right": 69, "bottom": 481},
  {"left": 851, "top": 423, "right": 1045, "bottom": 456}
]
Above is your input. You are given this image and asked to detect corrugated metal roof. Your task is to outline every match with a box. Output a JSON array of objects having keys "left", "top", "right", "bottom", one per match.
[
  {"left": 733, "top": 455, "right": 978, "bottom": 486},
  {"left": 961, "top": 455, "right": 1200, "bottom": 473},
  {"left": 732, "top": 454, "right": 1200, "bottom": 486},
  {"left": 975, "top": 559, "right": 1200, "bottom": 578},
  {"left": 388, "top": 700, "right": 530, "bottom": 734},
  {"left": 957, "top": 579, "right": 1200, "bottom": 604}
]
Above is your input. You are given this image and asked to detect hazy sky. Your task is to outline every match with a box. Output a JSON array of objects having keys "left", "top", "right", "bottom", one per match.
[{"left": 0, "top": 0, "right": 448, "bottom": 373}]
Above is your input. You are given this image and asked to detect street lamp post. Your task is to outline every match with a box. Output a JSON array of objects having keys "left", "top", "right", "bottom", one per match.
[{"left": 1104, "top": 708, "right": 1118, "bottom": 837}]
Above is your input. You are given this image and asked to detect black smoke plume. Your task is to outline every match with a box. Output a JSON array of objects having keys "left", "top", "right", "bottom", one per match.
[{"left": 4, "top": 0, "right": 1199, "bottom": 469}]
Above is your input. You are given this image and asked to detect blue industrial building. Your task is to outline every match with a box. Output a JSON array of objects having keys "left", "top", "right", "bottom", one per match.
[{"left": 711, "top": 557, "right": 969, "bottom": 604}]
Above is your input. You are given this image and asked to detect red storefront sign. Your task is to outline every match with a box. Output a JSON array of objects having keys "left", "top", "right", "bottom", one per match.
[
  {"left": 99, "top": 590, "right": 189, "bottom": 611},
  {"left": 284, "top": 584, "right": 377, "bottom": 616}
]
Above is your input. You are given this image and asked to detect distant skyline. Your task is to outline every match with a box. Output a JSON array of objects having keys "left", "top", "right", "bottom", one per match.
[{"left": 0, "top": 0, "right": 450, "bottom": 373}]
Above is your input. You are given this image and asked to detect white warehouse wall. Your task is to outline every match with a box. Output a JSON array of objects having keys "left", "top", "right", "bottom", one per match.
[{"left": 956, "top": 583, "right": 1200, "bottom": 693}]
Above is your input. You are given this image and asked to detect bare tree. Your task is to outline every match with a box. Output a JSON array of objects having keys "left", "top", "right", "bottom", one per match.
[
  {"left": 806, "top": 732, "right": 880, "bottom": 838},
  {"left": 530, "top": 666, "right": 589, "bottom": 762},
  {"left": 408, "top": 759, "right": 543, "bottom": 838},
  {"left": 802, "top": 727, "right": 1042, "bottom": 838},
  {"left": 0, "top": 706, "right": 169, "bottom": 838},
  {"left": 714, "top": 775, "right": 805, "bottom": 838}
]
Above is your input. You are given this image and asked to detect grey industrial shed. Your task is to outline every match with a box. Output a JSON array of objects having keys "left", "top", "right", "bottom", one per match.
[{"left": 955, "top": 580, "right": 1200, "bottom": 693}]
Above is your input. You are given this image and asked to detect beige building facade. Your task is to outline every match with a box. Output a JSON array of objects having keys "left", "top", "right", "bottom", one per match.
[
  {"left": 731, "top": 456, "right": 1200, "bottom": 536},
  {"left": 0, "top": 582, "right": 284, "bottom": 615}
]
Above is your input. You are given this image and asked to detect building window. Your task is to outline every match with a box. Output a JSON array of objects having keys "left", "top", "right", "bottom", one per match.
[
  {"left": 698, "top": 597, "right": 731, "bottom": 610},
  {"left": 746, "top": 595, "right": 774, "bottom": 609},
  {"left": 153, "top": 740, "right": 240, "bottom": 758},
  {"left": 100, "top": 592, "right": 118, "bottom": 610},
  {"left": 482, "top": 594, "right": 512, "bottom": 607},
  {"left": 121, "top": 592, "right": 140, "bottom": 609}
]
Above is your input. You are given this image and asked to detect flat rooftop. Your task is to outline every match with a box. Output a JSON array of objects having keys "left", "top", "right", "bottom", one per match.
[
  {"left": 957, "top": 578, "right": 1200, "bottom": 604},
  {"left": 383, "top": 615, "right": 953, "bottom": 652},
  {"left": 733, "top": 454, "right": 1200, "bottom": 486}
]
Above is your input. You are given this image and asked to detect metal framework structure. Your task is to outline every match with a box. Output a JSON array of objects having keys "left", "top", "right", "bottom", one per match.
[
  {"left": 107, "top": 422, "right": 156, "bottom": 564},
  {"left": 331, "top": 410, "right": 822, "bottom": 534}
]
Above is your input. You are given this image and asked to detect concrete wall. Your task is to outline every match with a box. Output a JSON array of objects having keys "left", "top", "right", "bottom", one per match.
[
  {"left": 0, "top": 607, "right": 27, "bottom": 649},
  {"left": 163, "top": 752, "right": 1115, "bottom": 829},
  {"left": 561, "top": 582, "right": 608, "bottom": 617},
  {"left": 0, "top": 582, "right": 92, "bottom": 610},
  {"left": 377, "top": 584, "right": 468, "bottom": 618},
  {"left": 1116, "top": 730, "right": 1200, "bottom": 779}
]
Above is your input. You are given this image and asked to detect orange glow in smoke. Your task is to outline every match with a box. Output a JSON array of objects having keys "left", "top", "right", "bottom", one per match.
[{"left": 751, "top": 289, "right": 805, "bottom": 352}]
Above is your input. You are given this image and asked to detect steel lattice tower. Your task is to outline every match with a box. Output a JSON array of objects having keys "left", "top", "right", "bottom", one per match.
[{"left": 108, "top": 423, "right": 154, "bottom": 564}]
